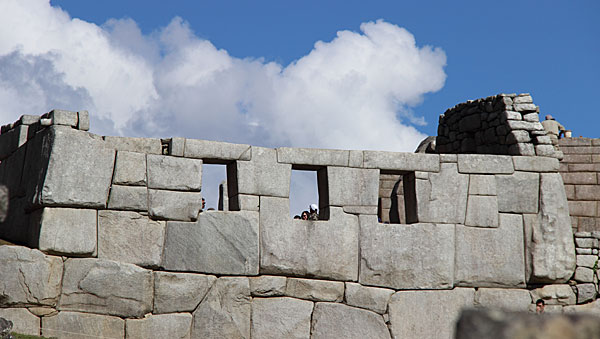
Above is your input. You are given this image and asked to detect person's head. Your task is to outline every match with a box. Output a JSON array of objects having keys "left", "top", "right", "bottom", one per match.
[
  {"left": 309, "top": 204, "right": 318, "bottom": 213},
  {"left": 301, "top": 211, "right": 309, "bottom": 220},
  {"left": 202, "top": 198, "right": 206, "bottom": 209},
  {"left": 293, "top": 215, "right": 301, "bottom": 220},
  {"left": 535, "top": 299, "right": 545, "bottom": 313},
  {"left": 545, "top": 115, "right": 554, "bottom": 121}
]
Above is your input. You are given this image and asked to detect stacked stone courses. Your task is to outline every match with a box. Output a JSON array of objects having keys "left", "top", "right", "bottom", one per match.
[
  {"left": 436, "top": 93, "right": 560, "bottom": 158},
  {"left": 0, "top": 106, "right": 586, "bottom": 339}
]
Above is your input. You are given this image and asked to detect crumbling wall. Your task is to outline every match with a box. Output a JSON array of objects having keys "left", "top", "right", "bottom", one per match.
[
  {"left": 0, "top": 108, "right": 580, "bottom": 339},
  {"left": 436, "top": 93, "right": 560, "bottom": 158}
]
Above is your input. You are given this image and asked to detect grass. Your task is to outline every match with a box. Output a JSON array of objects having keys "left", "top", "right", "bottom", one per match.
[{"left": 11, "top": 334, "right": 55, "bottom": 339}]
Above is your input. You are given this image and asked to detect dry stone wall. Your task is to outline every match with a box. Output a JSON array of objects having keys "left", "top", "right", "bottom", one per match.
[
  {"left": 436, "top": 93, "right": 561, "bottom": 158},
  {"left": 0, "top": 108, "right": 581, "bottom": 339}
]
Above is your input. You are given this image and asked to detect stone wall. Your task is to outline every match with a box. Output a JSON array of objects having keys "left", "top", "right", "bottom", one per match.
[
  {"left": 0, "top": 109, "right": 581, "bottom": 339},
  {"left": 436, "top": 93, "right": 560, "bottom": 158}
]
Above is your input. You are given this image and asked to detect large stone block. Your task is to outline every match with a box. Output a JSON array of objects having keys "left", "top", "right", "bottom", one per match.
[
  {"left": 233, "top": 147, "right": 291, "bottom": 197},
  {"left": 327, "top": 167, "right": 378, "bottom": 207},
  {"left": 285, "top": 278, "right": 344, "bottom": 302},
  {"left": 465, "top": 195, "right": 498, "bottom": 228},
  {"left": 0, "top": 145, "right": 26, "bottom": 198},
  {"left": 103, "top": 136, "right": 162, "bottom": 154},
  {"left": 475, "top": 288, "right": 532, "bottom": 311},
  {"left": 389, "top": 288, "right": 475, "bottom": 339},
  {"left": 148, "top": 189, "right": 202, "bottom": 221},
  {"left": 162, "top": 211, "right": 259, "bottom": 275},
  {"left": 359, "top": 217, "right": 455, "bottom": 289},
  {"left": 311, "top": 302, "right": 390, "bottom": 339},
  {"left": 457, "top": 154, "right": 514, "bottom": 174},
  {"left": 455, "top": 214, "right": 526, "bottom": 287},
  {"left": 512, "top": 156, "right": 559, "bottom": 172},
  {"left": 0, "top": 125, "right": 27, "bottom": 160},
  {"left": 31, "top": 126, "right": 115, "bottom": 208},
  {"left": 362, "top": 151, "right": 439, "bottom": 172},
  {"left": 59, "top": 258, "right": 153, "bottom": 317},
  {"left": 154, "top": 272, "right": 216, "bottom": 314},
  {"left": 113, "top": 151, "right": 147, "bottom": 186},
  {"left": 0, "top": 185, "right": 7, "bottom": 223},
  {"left": 42, "top": 311, "right": 124, "bottom": 339},
  {"left": 277, "top": 147, "right": 349, "bottom": 166},
  {"left": 415, "top": 163, "right": 469, "bottom": 223},
  {"left": 251, "top": 297, "right": 313, "bottom": 339},
  {"left": 147, "top": 154, "right": 202, "bottom": 191},
  {"left": 259, "top": 196, "right": 359, "bottom": 281},
  {"left": 250, "top": 276, "right": 287, "bottom": 297},
  {"left": 126, "top": 313, "right": 192, "bottom": 339},
  {"left": 344, "top": 282, "right": 394, "bottom": 314},
  {"left": 184, "top": 139, "right": 251, "bottom": 160},
  {"left": 107, "top": 185, "right": 148, "bottom": 211},
  {"left": 0, "top": 308, "right": 39, "bottom": 336},
  {"left": 192, "top": 277, "right": 251, "bottom": 339},
  {"left": 0, "top": 246, "right": 63, "bottom": 307},
  {"left": 530, "top": 284, "right": 576, "bottom": 305},
  {"left": 525, "top": 173, "right": 576, "bottom": 283},
  {"left": 468, "top": 175, "right": 496, "bottom": 195},
  {"left": 564, "top": 299, "right": 600, "bottom": 315},
  {"left": 496, "top": 171, "right": 539, "bottom": 213},
  {"left": 98, "top": 211, "right": 165, "bottom": 267},
  {"left": 32, "top": 207, "right": 97, "bottom": 255}
]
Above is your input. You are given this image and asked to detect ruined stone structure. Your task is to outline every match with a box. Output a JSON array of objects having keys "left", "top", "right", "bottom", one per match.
[{"left": 0, "top": 95, "right": 596, "bottom": 338}]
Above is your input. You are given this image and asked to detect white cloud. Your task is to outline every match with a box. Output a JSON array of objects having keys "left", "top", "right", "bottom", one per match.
[{"left": 0, "top": 0, "right": 446, "bottom": 153}]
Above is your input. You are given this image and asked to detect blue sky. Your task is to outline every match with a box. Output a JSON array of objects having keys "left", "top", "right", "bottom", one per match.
[{"left": 50, "top": 0, "right": 599, "bottom": 138}]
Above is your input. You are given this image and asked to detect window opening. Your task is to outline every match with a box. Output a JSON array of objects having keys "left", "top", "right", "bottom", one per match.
[
  {"left": 201, "top": 164, "right": 228, "bottom": 211},
  {"left": 378, "top": 171, "right": 417, "bottom": 224},
  {"left": 289, "top": 167, "right": 328, "bottom": 220}
]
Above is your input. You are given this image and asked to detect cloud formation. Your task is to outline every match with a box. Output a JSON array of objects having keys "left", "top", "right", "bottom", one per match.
[{"left": 0, "top": 0, "right": 446, "bottom": 153}]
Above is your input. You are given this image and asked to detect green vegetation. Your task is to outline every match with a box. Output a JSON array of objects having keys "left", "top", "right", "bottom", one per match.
[{"left": 11, "top": 333, "right": 55, "bottom": 339}]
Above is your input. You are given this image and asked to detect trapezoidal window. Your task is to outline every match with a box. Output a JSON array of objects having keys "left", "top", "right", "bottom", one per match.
[
  {"left": 378, "top": 171, "right": 417, "bottom": 224},
  {"left": 289, "top": 166, "right": 329, "bottom": 220},
  {"left": 200, "top": 163, "right": 229, "bottom": 211}
]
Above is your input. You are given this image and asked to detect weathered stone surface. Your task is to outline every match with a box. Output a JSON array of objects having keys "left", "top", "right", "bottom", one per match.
[
  {"left": 0, "top": 125, "right": 27, "bottom": 160},
  {"left": 362, "top": 151, "right": 439, "bottom": 172},
  {"left": 344, "top": 282, "right": 394, "bottom": 314},
  {"left": 525, "top": 173, "right": 576, "bottom": 283},
  {"left": 285, "top": 278, "right": 344, "bottom": 302},
  {"left": 147, "top": 154, "right": 202, "bottom": 191},
  {"left": 0, "top": 246, "right": 63, "bottom": 307},
  {"left": 154, "top": 272, "right": 215, "bottom": 314},
  {"left": 506, "top": 130, "right": 531, "bottom": 144},
  {"left": 0, "top": 308, "right": 39, "bottom": 336},
  {"left": 107, "top": 185, "right": 148, "bottom": 211},
  {"left": 170, "top": 137, "right": 185, "bottom": 156},
  {"left": 564, "top": 299, "right": 600, "bottom": 315},
  {"left": 249, "top": 276, "right": 286, "bottom": 297},
  {"left": 126, "top": 313, "right": 192, "bottom": 339},
  {"left": 277, "top": 147, "right": 349, "bottom": 166},
  {"left": 0, "top": 145, "right": 26, "bottom": 199},
  {"left": 184, "top": 139, "right": 251, "bottom": 160},
  {"left": 440, "top": 154, "right": 458, "bottom": 162},
  {"left": 530, "top": 284, "right": 576, "bottom": 305},
  {"left": 513, "top": 156, "right": 559, "bottom": 172},
  {"left": 575, "top": 267, "right": 595, "bottom": 282},
  {"left": 148, "top": 189, "right": 202, "bottom": 221},
  {"left": 162, "top": 211, "right": 259, "bottom": 275},
  {"left": 342, "top": 205, "right": 378, "bottom": 215},
  {"left": 455, "top": 214, "right": 526, "bottom": 287},
  {"left": 575, "top": 237, "right": 597, "bottom": 248},
  {"left": 103, "top": 136, "right": 162, "bottom": 154},
  {"left": 468, "top": 174, "right": 496, "bottom": 195},
  {"left": 416, "top": 163, "right": 469, "bottom": 223},
  {"left": 455, "top": 308, "right": 600, "bottom": 339},
  {"left": 33, "top": 207, "right": 97, "bottom": 255},
  {"left": 192, "top": 277, "right": 251, "bottom": 339},
  {"left": 59, "top": 258, "right": 153, "bottom": 317},
  {"left": 475, "top": 288, "right": 532, "bottom": 311},
  {"left": 327, "top": 167, "right": 378, "bottom": 207},
  {"left": 98, "top": 211, "right": 165, "bottom": 267},
  {"left": 457, "top": 155, "right": 514, "bottom": 174},
  {"left": 229, "top": 194, "right": 259, "bottom": 211},
  {"left": 465, "top": 195, "right": 498, "bottom": 227},
  {"left": 34, "top": 126, "right": 115, "bottom": 208},
  {"left": 576, "top": 255, "right": 597, "bottom": 268},
  {"left": 312, "top": 302, "right": 390, "bottom": 339},
  {"left": 113, "top": 151, "right": 146, "bottom": 186},
  {"left": 42, "top": 311, "right": 124, "bottom": 339},
  {"left": 251, "top": 297, "right": 313, "bottom": 339},
  {"left": 389, "top": 288, "right": 475, "bottom": 339},
  {"left": 27, "top": 307, "right": 57, "bottom": 317},
  {"left": 260, "top": 196, "right": 358, "bottom": 281},
  {"left": 576, "top": 283, "right": 597, "bottom": 304},
  {"left": 45, "top": 109, "right": 78, "bottom": 126},
  {"left": 233, "top": 147, "right": 291, "bottom": 198},
  {"left": 348, "top": 150, "right": 364, "bottom": 167},
  {"left": 77, "top": 110, "right": 89, "bottom": 130},
  {"left": 360, "top": 217, "right": 455, "bottom": 289},
  {"left": 496, "top": 172, "right": 539, "bottom": 213}
]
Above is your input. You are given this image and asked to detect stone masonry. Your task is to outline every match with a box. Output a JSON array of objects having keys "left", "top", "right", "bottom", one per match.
[{"left": 0, "top": 100, "right": 584, "bottom": 339}]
